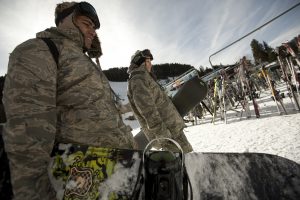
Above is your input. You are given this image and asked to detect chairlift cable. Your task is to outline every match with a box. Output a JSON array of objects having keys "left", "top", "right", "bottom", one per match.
[{"left": 209, "top": 2, "right": 300, "bottom": 67}]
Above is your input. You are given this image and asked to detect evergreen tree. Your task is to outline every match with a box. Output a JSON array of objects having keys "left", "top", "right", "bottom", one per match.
[
  {"left": 103, "top": 63, "right": 194, "bottom": 81},
  {"left": 263, "top": 41, "right": 277, "bottom": 62},
  {"left": 250, "top": 39, "right": 268, "bottom": 64},
  {"left": 198, "top": 66, "right": 206, "bottom": 77}
]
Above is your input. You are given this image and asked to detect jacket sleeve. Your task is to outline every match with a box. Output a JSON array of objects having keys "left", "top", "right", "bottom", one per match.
[
  {"left": 130, "top": 77, "right": 172, "bottom": 140},
  {"left": 2, "top": 41, "right": 57, "bottom": 200}
]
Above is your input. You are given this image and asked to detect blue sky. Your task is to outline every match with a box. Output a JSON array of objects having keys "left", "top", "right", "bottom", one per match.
[{"left": 0, "top": 0, "right": 299, "bottom": 75}]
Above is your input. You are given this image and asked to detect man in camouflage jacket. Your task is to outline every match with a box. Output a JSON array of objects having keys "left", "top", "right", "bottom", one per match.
[
  {"left": 127, "top": 49, "right": 193, "bottom": 153},
  {"left": 2, "top": 2, "right": 135, "bottom": 199}
]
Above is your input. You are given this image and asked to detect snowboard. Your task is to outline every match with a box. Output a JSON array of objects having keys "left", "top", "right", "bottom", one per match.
[
  {"left": 171, "top": 75, "right": 208, "bottom": 117},
  {"left": 47, "top": 143, "right": 300, "bottom": 200},
  {"left": 134, "top": 70, "right": 208, "bottom": 149},
  {"left": 163, "top": 69, "right": 208, "bottom": 115}
]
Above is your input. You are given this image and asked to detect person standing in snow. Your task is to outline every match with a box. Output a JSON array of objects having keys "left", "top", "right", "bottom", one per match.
[
  {"left": 127, "top": 49, "right": 193, "bottom": 153},
  {"left": 2, "top": 2, "right": 135, "bottom": 199}
]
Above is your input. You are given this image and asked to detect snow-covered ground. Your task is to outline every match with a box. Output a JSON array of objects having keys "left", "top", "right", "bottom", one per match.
[{"left": 110, "top": 81, "right": 300, "bottom": 164}]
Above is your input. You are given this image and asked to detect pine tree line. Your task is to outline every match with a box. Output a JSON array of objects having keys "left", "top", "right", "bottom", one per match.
[
  {"left": 103, "top": 63, "right": 194, "bottom": 81},
  {"left": 103, "top": 39, "right": 291, "bottom": 82},
  {"left": 250, "top": 39, "right": 278, "bottom": 64}
]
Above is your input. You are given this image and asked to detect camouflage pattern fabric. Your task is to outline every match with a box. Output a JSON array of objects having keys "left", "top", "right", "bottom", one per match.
[
  {"left": 49, "top": 144, "right": 141, "bottom": 200},
  {"left": 127, "top": 64, "right": 193, "bottom": 153},
  {"left": 2, "top": 27, "right": 135, "bottom": 199}
]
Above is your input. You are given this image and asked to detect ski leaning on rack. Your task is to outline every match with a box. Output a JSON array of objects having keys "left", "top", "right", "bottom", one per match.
[
  {"left": 45, "top": 141, "right": 300, "bottom": 200},
  {"left": 236, "top": 63, "right": 251, "bottom": 118},
  {"left": 276, "top": 43, "right": 300, "bottom": 111},
  {"left": 243, "top": 68, "right": 260, "bottom": 118},
  {"left": 220, "top": 70, "right": 228, "bottom": 123},
  {"left": 211, "top": 78, "right": 219, "bottom": 123},
  {"left": 277, "top": 56, "right": 300, "bottom": 111},
  {"left": 261, "top": 66, "right": 288, "bottom": 115},
  {"left": 246, "top": 79, "right": 260, "bottom": 118}
]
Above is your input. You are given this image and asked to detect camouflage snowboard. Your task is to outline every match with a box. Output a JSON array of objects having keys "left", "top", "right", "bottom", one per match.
[{"left": 48, "top": 143, "right": 300, "bottom": 200}]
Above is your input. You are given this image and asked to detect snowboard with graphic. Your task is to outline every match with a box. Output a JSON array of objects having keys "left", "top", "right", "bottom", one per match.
[
  {"left": 47, "top": 144, "right": 300, "bottom": 200},
  {"left": 49, "top": 144, "right": 142, "bottom": 200}
]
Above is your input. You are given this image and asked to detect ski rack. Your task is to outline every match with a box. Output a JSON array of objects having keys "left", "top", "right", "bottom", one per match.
[
  {"left": 277, "top": 56, "right": 300, "bottom": 111},
  {"left": 287, "top": 56, "right": 300, "bottom": 101},
  {"left": 210, "top": 61, "right": 265, "bottom": 123},
  {"left": 204, "top": 65, "right": 239, "bottom": 124},
  {"left": 163, "top": 65, "right": 238, "bottom": 99},
  {"left": 201, "top": 64, "right": 238, "bottom": 83},
  {"left": 260, "top": 63, "right": 288, "bottom": 115},
  {"left": 163, "top": 68, "right": 199, "bottom": 98}
]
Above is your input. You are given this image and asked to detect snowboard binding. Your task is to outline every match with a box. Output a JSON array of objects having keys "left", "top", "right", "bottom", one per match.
[{"left": 142, "top": 138, "right": 193, "bottom": 200}]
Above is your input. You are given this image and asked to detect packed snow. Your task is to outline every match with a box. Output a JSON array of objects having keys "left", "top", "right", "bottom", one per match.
[{"left": 110, "top": 81, "right": 300, "bottom": 164}]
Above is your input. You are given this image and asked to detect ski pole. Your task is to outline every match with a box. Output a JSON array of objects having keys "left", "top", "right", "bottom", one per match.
[{"left": 201, "top": 101, "right": 213, "bottom": 116}]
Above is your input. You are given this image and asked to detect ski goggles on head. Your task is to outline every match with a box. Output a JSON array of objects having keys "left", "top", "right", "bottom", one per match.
[
  {"left": 140, "top": 49, "right": 153, "bottom": 60},
  {"left": 76, "top": 2, "right": 100, "bottom": 29},
  {"left": 55, "top": 1, "right": 100, "bottom": 29},
  {"left": 131, "top": 49, "right": 153, "bottom": 66}
]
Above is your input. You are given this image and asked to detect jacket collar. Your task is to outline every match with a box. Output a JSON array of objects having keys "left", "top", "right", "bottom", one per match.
[
  {"left": 36, "top": 26, "right": 84, "bottom": 49},
  {"left": 127, "top": 63, "right": 148, "bottom": 74}
]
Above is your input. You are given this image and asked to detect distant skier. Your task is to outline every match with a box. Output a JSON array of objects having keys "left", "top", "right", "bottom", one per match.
[{"left": 127, "top": 49, "right": 193, "bottom": 152}]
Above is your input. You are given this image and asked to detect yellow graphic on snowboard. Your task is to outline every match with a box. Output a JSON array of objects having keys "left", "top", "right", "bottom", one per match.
[{"left": 51, "top": 145, "right": 139, "bottom": 200}]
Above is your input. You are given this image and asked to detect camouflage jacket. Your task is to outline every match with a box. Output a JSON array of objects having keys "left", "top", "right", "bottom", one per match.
[
  {"left": 3, "top": 27, "right": 134, "bottom": 199},
  {"left": 127, "top": 64, "right": 193, "bottom": 152}
]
